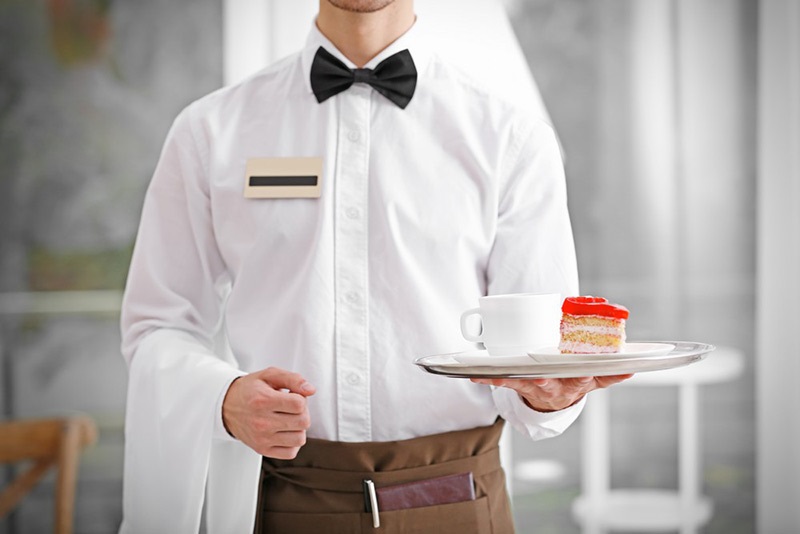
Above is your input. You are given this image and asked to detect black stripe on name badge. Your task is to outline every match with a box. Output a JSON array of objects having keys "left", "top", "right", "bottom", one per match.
[{"left": 249, "top": 175, "right": 318, "bottom": 187}]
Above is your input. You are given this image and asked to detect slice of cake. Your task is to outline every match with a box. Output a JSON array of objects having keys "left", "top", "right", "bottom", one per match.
[{"left": 559, "top": 296, "right": 629, "bottom": 354}]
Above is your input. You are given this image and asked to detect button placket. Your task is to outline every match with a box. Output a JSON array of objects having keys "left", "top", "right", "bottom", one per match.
[{"left": 333, "top": 86, "right": 372, "bottom": 442}]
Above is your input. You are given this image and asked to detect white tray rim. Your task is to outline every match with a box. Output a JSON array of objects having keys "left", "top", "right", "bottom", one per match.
[{"left": 414, "top": 341, "right": 716, "bottom": 379}]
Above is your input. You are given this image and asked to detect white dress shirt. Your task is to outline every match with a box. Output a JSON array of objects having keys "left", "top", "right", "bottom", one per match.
[{"left": 120, "top": 19, "right": 581, "bottom": 534}]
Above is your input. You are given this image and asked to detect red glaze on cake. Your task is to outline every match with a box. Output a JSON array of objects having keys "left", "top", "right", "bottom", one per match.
[{"left": 559, "top": 296, "right": 629, "bottom": 354}]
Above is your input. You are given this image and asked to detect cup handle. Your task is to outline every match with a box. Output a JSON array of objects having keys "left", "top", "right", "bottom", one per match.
[{"left": 460, "top": 308, "right": 483, "bottom": 343}]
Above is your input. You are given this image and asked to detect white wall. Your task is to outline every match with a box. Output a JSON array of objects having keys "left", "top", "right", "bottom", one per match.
[{"left": 757, "top": 0, "right": 800, "bottom": 531}]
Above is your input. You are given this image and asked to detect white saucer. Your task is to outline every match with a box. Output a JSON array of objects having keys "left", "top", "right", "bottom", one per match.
[
  {"left": 453, "top": 343, "right": 675, "bottom": 366},
  {"left": 528, "top": 342, "right": 676, "bottom": 363}
]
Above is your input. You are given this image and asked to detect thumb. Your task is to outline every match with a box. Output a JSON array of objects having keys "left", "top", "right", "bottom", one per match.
[{"left": 257, "top": 367, "right": 316, "bottom": 396}]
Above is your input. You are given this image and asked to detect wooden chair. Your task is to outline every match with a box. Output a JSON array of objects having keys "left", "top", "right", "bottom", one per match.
[{"left": 0, "top": 416, "right": 98, "bottom": 534}]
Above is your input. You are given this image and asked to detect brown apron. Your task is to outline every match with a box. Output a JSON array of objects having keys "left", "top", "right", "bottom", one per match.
[{"left": 254, "top": 418, "right": 515, "bottom": 534}]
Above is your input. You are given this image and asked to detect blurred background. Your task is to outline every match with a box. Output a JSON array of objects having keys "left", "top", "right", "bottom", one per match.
[{"left": 0, "top": 0, "right": 796, "bottom": 533}]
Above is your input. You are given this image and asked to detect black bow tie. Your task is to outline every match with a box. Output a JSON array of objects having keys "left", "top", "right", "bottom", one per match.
[{"left": 310, "top": 46, "right": 417, "bottom": 109}]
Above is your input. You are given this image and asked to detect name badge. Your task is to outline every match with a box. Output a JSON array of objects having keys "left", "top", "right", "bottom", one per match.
[{"left": 244, "top": 157, "right": 323, "bottom": 199}]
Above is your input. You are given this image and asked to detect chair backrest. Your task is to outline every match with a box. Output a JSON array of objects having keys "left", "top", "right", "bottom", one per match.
[{"left": 0, "top": 416, "right": 97, "bottom": 534}]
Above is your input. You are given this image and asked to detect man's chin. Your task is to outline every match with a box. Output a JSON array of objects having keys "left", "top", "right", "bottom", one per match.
[{"left": 326, "top": 0, "right": 397, "bottom": 14}]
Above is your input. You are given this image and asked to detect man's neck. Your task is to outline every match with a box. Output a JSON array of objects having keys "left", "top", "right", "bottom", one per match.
[{"left": 316, "top": 0, "right": 415, "bottom": 67}]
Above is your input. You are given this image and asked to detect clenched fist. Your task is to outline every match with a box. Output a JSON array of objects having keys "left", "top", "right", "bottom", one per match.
[{"left": 222, "top": 367, "right": 316, "bottom": 459}]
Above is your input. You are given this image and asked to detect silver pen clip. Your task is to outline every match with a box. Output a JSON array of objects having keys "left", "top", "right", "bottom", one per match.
[{"left": 364, "top": 479, "right": 380, "bottom": 528}]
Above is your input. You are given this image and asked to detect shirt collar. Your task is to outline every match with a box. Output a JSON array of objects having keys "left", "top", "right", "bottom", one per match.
[{"left": 300, "top": 16, "right": 431, "bottom": 96}]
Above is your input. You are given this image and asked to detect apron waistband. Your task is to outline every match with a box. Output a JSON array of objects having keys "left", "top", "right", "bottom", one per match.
[
  {"left": 260, "top": 418, "right": 505, "bottom": 492},
  {"left": 261, "top": 446, "right": 502, "bottom": 493}
]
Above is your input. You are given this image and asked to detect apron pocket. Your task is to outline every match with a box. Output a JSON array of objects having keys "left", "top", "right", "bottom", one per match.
[{"left": 360, "top": 495, "right": 492, "bottom": 534}]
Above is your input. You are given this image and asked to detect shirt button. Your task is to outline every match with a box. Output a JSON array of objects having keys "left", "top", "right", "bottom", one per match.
[
  {"left": 346, "top": 373, "right": 361, "bottom": 385},
  {"left": 345, "top": 291, "right": 360, "bottom": 304},
  {"left": 347, "top": 130, "right": 361, "bottom": 142},
  {"left": 346, "top": 207, "right": 360, "bottom": 219}
]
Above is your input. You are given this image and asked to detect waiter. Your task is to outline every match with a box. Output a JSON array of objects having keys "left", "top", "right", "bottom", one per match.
[{"left": 120, "top": 0, "right": 630, "bottom": 532}]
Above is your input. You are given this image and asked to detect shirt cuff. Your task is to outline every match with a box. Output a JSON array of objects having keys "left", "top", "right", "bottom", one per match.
[
  {"left": 492, "top": 386, "right": 585, "bottom": 441},
  {"left": 213, "top": 371, "right": 249, "bottom": 442}
]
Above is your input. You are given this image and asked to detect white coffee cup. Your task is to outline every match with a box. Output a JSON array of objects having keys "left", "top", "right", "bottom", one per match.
[{"left": 460, "top": 293, "right": 561, "bottom": 356}]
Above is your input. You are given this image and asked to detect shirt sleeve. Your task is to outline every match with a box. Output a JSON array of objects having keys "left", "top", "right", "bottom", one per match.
[
  {"left": 121, "top": 105, "right": 229, "bottom": 364},
  {"left": 485, "top": 118, "right": 582, "bottom": 439},
  {"left": 119, "top": 106, "right": 251, "bottom": 531},
  {"left": 486, "top": 119, "right": 578, "bottom": 299}
]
